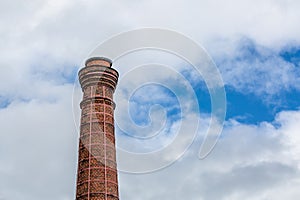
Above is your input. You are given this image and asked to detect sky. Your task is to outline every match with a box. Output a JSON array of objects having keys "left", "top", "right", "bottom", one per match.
[{"left": 0, "top": 0, "right": 300, "bottom": 199}]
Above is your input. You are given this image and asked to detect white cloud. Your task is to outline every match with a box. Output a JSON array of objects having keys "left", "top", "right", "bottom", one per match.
[
  {"left": 1, "top": 0, "right": 299, "bottom": 101},
  {"left": 0, "top": 84, "right": 77, "bottom": 200},
  {"left": 1, "top": 0, "right": 300, "bottom": 71},
  {"left": 119, "top": 109, "right": 300, "bottom": 200},
  {"left": 213, "top": 39, "right": 300, "bottom": 100}
]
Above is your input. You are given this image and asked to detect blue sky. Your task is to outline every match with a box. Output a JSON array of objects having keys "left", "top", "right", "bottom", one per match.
[
  {"left": 1, "top": 0, "right": 300, "bottom": 200},
  {"left": 119, "top": 40, "right": 300, "bottom": 127}
]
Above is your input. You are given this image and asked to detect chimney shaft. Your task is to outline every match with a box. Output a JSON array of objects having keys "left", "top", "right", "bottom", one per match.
[{"left": 76, "top": 57, "right": 119, "bottom": 200}]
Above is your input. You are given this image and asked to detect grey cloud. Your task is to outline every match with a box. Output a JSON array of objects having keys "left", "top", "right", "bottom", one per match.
[{"left": 118, "top": 110, "right": 300, "bottom": 200}]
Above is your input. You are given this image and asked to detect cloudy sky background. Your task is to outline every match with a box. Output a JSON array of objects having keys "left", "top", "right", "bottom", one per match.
[{"left": 1, "top": 0, "right": 300, "bottom": 199}]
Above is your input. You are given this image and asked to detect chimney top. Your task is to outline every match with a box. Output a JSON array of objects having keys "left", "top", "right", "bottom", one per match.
[{"left": 85, "top": 57, "right": 112, "bottom": 67}]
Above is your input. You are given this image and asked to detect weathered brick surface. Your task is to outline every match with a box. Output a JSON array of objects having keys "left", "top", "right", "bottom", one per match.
[{"left": 76, "top": 57, "right": 119, "bottom": 200}]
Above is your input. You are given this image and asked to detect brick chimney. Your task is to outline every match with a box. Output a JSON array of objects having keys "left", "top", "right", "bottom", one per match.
[{"left": 76, "top": 57, "right": 119, "bottom": 200}]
